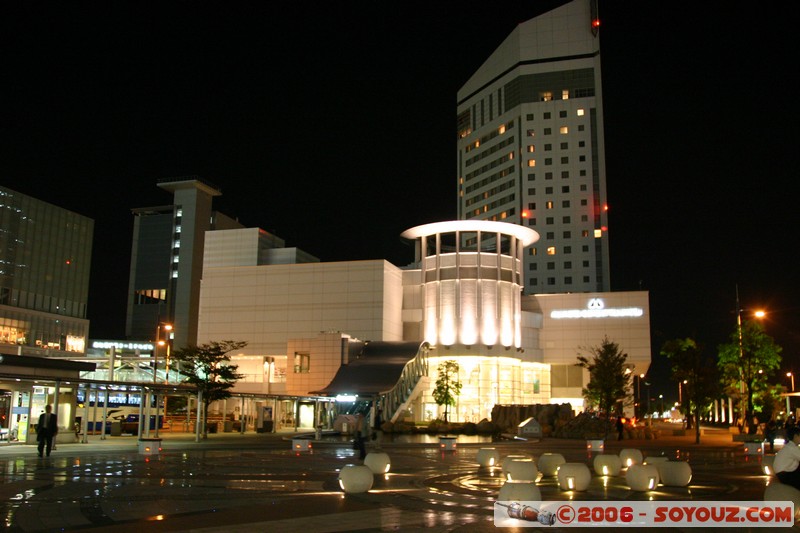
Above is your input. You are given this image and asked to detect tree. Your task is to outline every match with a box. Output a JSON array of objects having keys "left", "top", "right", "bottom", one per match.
[
  {"left": 576, "top": 336, "right": 631, "bottom": 420},
  {"left": 717, "top": 320, "right": 782, "bottom": 433},
  {"left": 432, "top": 360, "right": 462, "bottom": 422},
  {"left": 661, "top": 338, "right": 720, "bottom": 444},
  {"left": 171, "top": 340, "right": 246, "bottom": 438}
]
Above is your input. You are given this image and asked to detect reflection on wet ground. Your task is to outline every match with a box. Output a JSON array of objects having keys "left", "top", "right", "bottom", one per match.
[{"left": 0, "top": 432, "right": 792, "bottom": 532}]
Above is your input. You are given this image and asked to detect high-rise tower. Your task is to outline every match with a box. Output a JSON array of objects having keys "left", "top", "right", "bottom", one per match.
[
  {"left": 457, "top": 0, "right": 610, "bottom": 294},
  {"left": 125, "top": 177, "right": 244, "bottom": 348}
]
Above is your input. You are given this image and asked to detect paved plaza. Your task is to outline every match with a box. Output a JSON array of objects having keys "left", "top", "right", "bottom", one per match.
[{"left": 0, "top": 427, "right": 795, "bottom": 532}]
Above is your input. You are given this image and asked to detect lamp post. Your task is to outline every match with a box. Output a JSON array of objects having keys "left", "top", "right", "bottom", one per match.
[
  {"left": 155, "top": 323, "right": 173, "bottom": 383},
  {"left": 153, "top": 322, "right": 173, "bottom": 438},
  {"left": 787, "top": 372, "right": 795, "bottom": 418},
  {"left": 735, "top": 285, "right": 766, "bottom": 430}
]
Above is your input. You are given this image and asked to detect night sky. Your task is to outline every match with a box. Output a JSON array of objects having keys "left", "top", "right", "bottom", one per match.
[{"left": 2, "top": 2, "right": 798, "bottom": 402}]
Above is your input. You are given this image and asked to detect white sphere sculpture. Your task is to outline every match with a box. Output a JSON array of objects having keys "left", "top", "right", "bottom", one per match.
[
  {"left": 557, "top": 463, "right": 591, "bottom": 491},
  {"left": 501, "top": 454, "right": 531, "bottom": 477},
  {"left": 498, "top": 480, "right": 542, "bottom": 502},
  {"left": 537, "top": 453, "right": 566, "bottom": 477},
  {"left": 657, "top": 461, "right": 692, "bottom": 487},
  {"left": 619, "top": 448, "right": 644, "bottom": 468},
  {"left": 476, "top": 448, "right": 501, "bottom": 468},
  {"left": 593, "top": 454, "right": 622, "bottom": 476},
  {"left": 364, "top": 452, "right": 391, "bottom": 474},
  {"left": 625, "top": 464, "right": 660, "bottom": 491},
  {"left": 338, "top": 464, "right": 374, "bottom": 493},
  {"left": 505, "top": 459, "right": 539, "bottom": 481}
]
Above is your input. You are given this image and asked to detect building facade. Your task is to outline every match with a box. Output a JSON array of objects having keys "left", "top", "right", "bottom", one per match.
[
  {"left": 0, "top": 185, "right": 93, "bottom": 357},
  {"left": 196, "top": 221, "right": 650, "bottom": 427},
  {"left": 456, "top": 0, "right": 610, "bottom": 294},
  {"left": 125, "top": 177, "right": 246, "bottom": 349}
]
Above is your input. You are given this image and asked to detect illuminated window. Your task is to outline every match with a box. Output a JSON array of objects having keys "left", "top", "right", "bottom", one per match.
[
  {"left": 172, "top": 256, "right": 179, "bottom": 263},
  {"left": 577, "top": 109, "right": 585, "bottom": 116},
  {"left": 541, "top": 92, "right": 552, "bottom": 102},
  {"left": 594, "top": 229, "right": 603, "bottom": 238},
  {"left": 527, "top": 160, "right": 536, "bottom": 167},
  {"left": 562, "top": 90, "right": 569, "bottom": 100},
  {"left": 527, "top": 129, "right": 535, "bottom": 137},
  {"left": 294, "top": 352, "right": 310, "bottom": 373},
  {"left": 173, "top": 240, "right": 181, "bottom": 248},
  {"left": 546, "top": 201, "right": 553, "bottom": 209},
  {"left": 527, "top": 145, "right": 535, "bottom": 153},
  {"left": 175, "top": 225, "right": 181, "bottom": 233},
  {"left": 498, "top": 125, "right": 506, "bottom": 134},
  {"left": 582, "top": 230, "right": 590, "bottom": 237},
  {"left": 172, "top": 270, "right": 178, "bottom": 279},
  {"left": 560, "top": 126, "right": 569, "bottom": 134},
  {"left": 547, "top": 247, "right": 556, "bottom": 255},
  {"left": 529, "top": 248, "right": 537, "bottom": 256}
]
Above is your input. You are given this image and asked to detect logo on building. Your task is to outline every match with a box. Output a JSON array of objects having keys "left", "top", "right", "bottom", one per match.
[{"left": 550, "top": 299, "right": 643, "bottom": 319}]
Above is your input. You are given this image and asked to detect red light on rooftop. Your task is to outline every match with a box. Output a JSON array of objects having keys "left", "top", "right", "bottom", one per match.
[
  {"left": 603, "top": 204, "right": 609, "bottom": 211},
  {"left": 592, "top": 19, "right": 601, "bottom": 28},
  {"left": 521, "top": 210, "right": 529, "bottom": 218},
  {"left": 601, "top": 226, "right": 608, "bottom": 232}
]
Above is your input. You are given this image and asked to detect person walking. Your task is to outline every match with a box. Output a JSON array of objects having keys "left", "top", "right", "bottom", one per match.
[
  {"left": 37, "top": 404, "right": 58, "bottom": 457},
  {"left": 355, "top": 413, "right": 368, "bottom": 460}
]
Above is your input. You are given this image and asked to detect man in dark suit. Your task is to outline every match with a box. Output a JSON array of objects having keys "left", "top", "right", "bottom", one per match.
[{"left": 37, "top": 404, "right": 58, "bottom": 457}]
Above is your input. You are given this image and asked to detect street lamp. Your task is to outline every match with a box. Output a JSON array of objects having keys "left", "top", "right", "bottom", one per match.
[
  {"left": 787, "top": 372, "right": 795, "bottom": 418},
  {"left": 155, "top": 322, "right": 173, "bottom": 383},
  {"left": 735, "top": 285, "right": 766, "bottom": 429}
]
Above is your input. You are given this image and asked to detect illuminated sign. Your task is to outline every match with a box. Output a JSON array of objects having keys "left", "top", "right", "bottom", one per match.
[
  {"left": 335, "top": 394, "right": 358, "bottom": 402},
  {"left": 92, "top": 340, "right": 155, "bottom": 350},
  {"left": 550, "top": 299, "right": 643, "bottom": 319}
]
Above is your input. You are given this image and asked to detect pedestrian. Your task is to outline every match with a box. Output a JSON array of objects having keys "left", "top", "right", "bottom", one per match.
[
  {"left": 766, "top": 419, "right": 777, "bottom": 452},
  {"left": 373, "top": 408, "right": 383, "bottom": 444},
  {"left": 616, "top": 416, "right": 625, "bottom": 440},
  {"left": 355, "top": 413, "right": 367, "bottom": 460},
  {"left": 37, "top": 404, "right": 58, "bottom": 457},
  {"left": 774, "top": 425, "right": 800, "bottom": 489}
]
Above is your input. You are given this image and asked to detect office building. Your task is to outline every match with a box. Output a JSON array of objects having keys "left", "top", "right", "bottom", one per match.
[
  {"left": 125, "top": 177, "right": 246, "bottom": 349},
  {"left": 0, "top": 185, "right": 93, "bottom": 356},
  {"left": 456, "top": 0, "right": 610, "bottom": 294}
]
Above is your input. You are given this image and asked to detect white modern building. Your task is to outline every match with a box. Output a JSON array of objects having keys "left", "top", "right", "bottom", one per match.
[
  {"left": 457, "top": 0, "right": 610, "bottom": 295},
  {"left": 196, "top": 220, "right": 649, "bottom": 429}
]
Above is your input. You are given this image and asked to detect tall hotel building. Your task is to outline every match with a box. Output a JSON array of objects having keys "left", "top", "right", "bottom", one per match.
[{"left": 457, "top": 0, "right": 610, "bottom": 294}]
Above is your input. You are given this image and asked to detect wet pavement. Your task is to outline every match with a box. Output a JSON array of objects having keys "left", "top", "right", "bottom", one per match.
[{"left": 0, "top": 427, "right": 795, "bottom": 532}]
